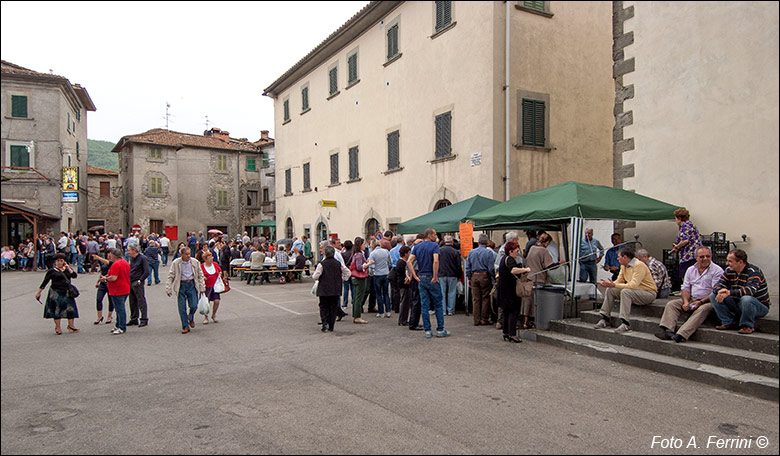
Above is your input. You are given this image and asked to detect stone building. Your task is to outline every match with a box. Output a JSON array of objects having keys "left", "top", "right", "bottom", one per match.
[
  {"left": 111, "top": 128, "right": 275, "bottom": 242},
  {"left": 1, "top": 60, "right": 96, "bottom": 246},
  {"left": 612, "top": 1, "right": 779, "bottom": 293},
  {"left": 263, "top": 1, "right": 614, "bottom": 243},
  {"left": 86, "top": 165, "right": 121, "bottom": 234}
]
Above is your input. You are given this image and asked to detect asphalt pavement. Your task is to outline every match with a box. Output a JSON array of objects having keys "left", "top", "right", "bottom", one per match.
[{"left": 1, "top": 266, "right": 778, "bottom": 454}]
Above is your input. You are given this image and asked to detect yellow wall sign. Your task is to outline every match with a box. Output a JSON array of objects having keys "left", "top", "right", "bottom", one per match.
[
  {"left": 320, "top": 200, "right": 337, "bottom": 208},
  {"left": 62, "top": 166, "right": 78, "bottom": 191}
]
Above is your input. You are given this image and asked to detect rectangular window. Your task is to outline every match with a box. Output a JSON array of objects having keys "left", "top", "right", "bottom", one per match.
[
  {"left": 283, "top": 98, "right": 290, "bottom": 122},
  {"left": 387, "top": 130, "right": 400, "bottom": 170},
  {"left": 67, "top": 112, "right": 71, "bottom": 133},
  {"left": 330, "top": 153, "right": 339, "bottom": 185},
  {"left": 10, "top": 145, "right": 30, "bottom": 167},
  {"left": 263, "top": 188, "right": 269, "bottom": 202},
  {"left": 150, "top": 177, "right": 163, "bottom": 196},
  {"left": 217, "top": 190, "right": 229, "bottom": 208},
  {"left": 522, "top": 98, "right": 546, "bottom": 147},
  {"left": 262, "top": 151, "right": 269, "bottom": 168},
  {"left": 11, "top": 95, "right": 28, "bottom": 118},
  {"left": 347, "top": 52, "right": 358, "bottom": 84},
  {"left": 329, "top": 66, "right": 338, "bottom": 96},
  {"left": 524, "top": 1, "right": 545, "bottom": 12},
  {"left": 247, "top": 156, "right": 257, "bottom": 171},
  {"left": 435, "top": 1, "right": 452, "bottom": 32},
  {"left": 285, "top": 169, "right": 292, "bottom": 195},
  {"left": 348, "top": 146, "right": 359, "bottom": 180},
  {"left": 100, "top": 181, "right": 110, "bottom": 197},
  {"left": 303, "top": 162, "right": 311, "bottom": 190},
  {"left": 435, "top": 112, "right": 452, "bottom": 158},
  {"left": 217, "top": 154, "right": 228, "bottom": 172},
  {"left": 247, "top": 190, "right": 259, "bottom": 208},
  {"left": 301, "top": 86, "right": 309, "bottom": 111},
  {"left": 387, "top": 24, "right": 399, "bottom": 60},
  {"left": 150, "top": 147, "right": 162, "bottom": 160},
  {"left": 76, "top": 142, "right": 80, "bottom": 160}
]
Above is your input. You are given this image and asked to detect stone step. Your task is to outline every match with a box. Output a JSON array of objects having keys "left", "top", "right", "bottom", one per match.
[
  {"left": 547, "top": 319, "right": 778, "bottom": 378},
  {"left": 584, "top": 300, "right": 779, "bottom": 335},
  {"left": 526, "top": 331, "right": 779, "bottom": 402},
  {"left": 579, "top": 311, "right": 779, "bottom": 356}
]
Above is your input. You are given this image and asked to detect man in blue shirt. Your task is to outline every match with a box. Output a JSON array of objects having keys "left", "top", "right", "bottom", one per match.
[
  {"left": 408, "top": 228, "right": 450, "bottom": 339},
  {"left": 603, "top": 233, "right": 622, "bottom": 280},
  {"left": 466, "top": 233, "right": 496, "bottom": 326},
  {"left": 579, "top": 228, "right": 604, "bottom": 284}
]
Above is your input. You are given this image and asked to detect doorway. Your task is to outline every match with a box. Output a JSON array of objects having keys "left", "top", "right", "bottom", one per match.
[{"left": 150, "top": 219, "right": 164, "bottom": 236}]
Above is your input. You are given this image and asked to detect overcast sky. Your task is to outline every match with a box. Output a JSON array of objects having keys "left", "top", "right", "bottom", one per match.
[{"left": 1, "top": 1, "right": 369, "bottom": 144}]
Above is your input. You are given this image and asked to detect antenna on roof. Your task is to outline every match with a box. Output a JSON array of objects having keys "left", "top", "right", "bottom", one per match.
[
  {"left": 205, "top": 115, "right": 209, "bottom": 130},
  {"left": 165, "top": 102, "right": 171, "bottom": 130}
]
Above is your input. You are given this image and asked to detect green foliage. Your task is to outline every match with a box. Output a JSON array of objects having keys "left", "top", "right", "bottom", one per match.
[{"left": 87, "top": 139, "right": 119, "bottom": 171}]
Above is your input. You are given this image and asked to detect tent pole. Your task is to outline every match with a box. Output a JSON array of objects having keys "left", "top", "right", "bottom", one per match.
[{"left": 569, "top": 217, "right": 582, "bottom": 317}]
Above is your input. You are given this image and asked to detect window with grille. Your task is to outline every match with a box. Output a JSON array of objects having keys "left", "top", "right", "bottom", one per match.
[
  {"left": 285, "top": 169, "right": 292, "bottom": 195},
  {"left": 435, "top": 1, "right": 452, "bottom": 32},
  {"left": 435, "top": 112, "right": 452, "bottom": 159},
  {"left": 301, "top": 86, "right": 309, "bottom": 111},
  {"left": 522, "top": 98, "right": 546, "bottom": 147},
  {"left": 286, "top": 218, "right": 294, "bottom": 239},
  {"left": 329, "top": 66, "right": 338, "bottom": 96},
  {"left": 348, "top": 146, "right": 359, "bottom": 180},
  {"left": 216, "top": 190, "right": 229, "bottom": 208},
  {"left": 150, "top": 147, "right": 162, "bottom": 160},
  {"left": 330, "top": 153, "right": 339, "bottom": 185},
  {"left": 387, "top": 23, "right": 399, "bottom": 60},
  {"left": 217, "top": 154, "right": 228, "bottom": 172},
  {"left": 11, "top": 95, "right": 28, "bottom": 118},
  {"left": 10, "top": 145, "right": 29, "bottom": 167},
  {"left": 303, "top": 162, "right": 311, "bottom": 191},
  {"left": 434, "top": 199, "right": 452, "bottom": 210},
  {"left": 283, "top": 98, "right": 290, "bottom": 122},
  {"left": 247, "top": 156, "right": 257, "bottom": 171},
  {"left": 150, "top": 177, "right": 163, "bottom": 196},
  {"left": 347, "top": 52, "right": 358, "bottom": 84},
  {"left": 100, "top": 181, "right": 110, "bottom": 197},
  {"left": 387, "top": 130, "right": 400, "bottom": 170},
  {"left": 247, "top": 190, "right": 259, "bottom": 208}
]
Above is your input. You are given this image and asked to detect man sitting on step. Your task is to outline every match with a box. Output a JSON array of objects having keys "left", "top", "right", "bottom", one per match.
[
  {"left": 655, "top": 246, "right": 724, "bottom": 343},
  {"left": 594, "top": 247, "right": 657, "bottom": 333},
  {"left": 636, "top": 249, "right": 672, "bottom": 299},
  {"left": 711, "top": 249, "right": 771, "bottom": 335}
]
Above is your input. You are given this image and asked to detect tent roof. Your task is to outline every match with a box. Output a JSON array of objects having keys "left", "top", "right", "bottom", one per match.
[
  {"left": 397, "top": 195, "right": 502, "bottom": 234},
  {"left": 470, "top": 181, "right": 680, "bottom": 230},
  {"left": 251, "top": 220, "right": 276, "bottom": 228}
]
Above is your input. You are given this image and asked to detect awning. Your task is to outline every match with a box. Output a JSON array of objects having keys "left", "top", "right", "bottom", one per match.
[
  {"left": 396, "top": 195, "right": 502, "bottom": 234},
  {"left": 251, "top": 220, "right": 276, "bottom": 228},
  {"left": 1, "top": 200, "right": 60, "bottom": 221}
]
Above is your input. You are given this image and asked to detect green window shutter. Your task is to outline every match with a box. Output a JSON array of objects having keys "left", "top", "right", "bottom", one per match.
[
  {"left": 436, "top": 1, "right": 451, "bottom": 31},
  {"left": 330, "top": 153, "right": 339, "bottom": 184},
  {"left": 435, "top": 112, "right": 451, "bottom": 158},
  {"left": 387, "top": 24, "right": 398, "bottom": 60},
  {"left": 329, "top": 67, "right": 338, "bottom": 95},
  {"left": 349, "top": 146, "right": 359, "bottom": 180},
  {"left": 387, "top": 131, "right": 400, "bottom": 170},
  {"left": 10, "top": 145, "right": 29, "bottom": 167},
  {"left": 247, "top": 157, "right": 256, "bottom": 171},
  {"left": 76, "top": 142, "right": 80, "bottom": 160},
  {"left": 67, "top": 112, "right": 71, "bottom": 132},
  {"left": 302, "top": 87, "right": 309, "bottom": 111},
  {"left": 303, "top": 162, "right": 311, "bottom": 190},
  {"left": 150, "top": 177, "right": 163, "bottom": 195},
  {"left": 262, "top": 151, "right": 269, "bottom": 168},
  {"left": 348, "top": 54, "right": 357, "bottom": 84},
  {"left": 285, "top": 169, "right": 292, "bottom": 194},
  {"left": 522, "top": 99, "right": 546, "bottom": 147},
  {"left": 284, "top": 99, "right": 290, "bottom": 121},
  {"left": 524, "top": 1, "right": 546, "bottom": 12},
  {"left": 11, "top": 95, "right": 28, "bottom": 118}
]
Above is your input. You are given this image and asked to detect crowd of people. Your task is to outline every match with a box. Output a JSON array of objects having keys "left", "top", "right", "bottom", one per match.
[{"left": 28, "top": 207, "right": 773, "bottom": 341}]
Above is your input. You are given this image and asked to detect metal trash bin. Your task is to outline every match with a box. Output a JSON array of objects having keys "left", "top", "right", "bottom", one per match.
[{"left": 535, "top": 285, "right": 566, "bottom": 330}]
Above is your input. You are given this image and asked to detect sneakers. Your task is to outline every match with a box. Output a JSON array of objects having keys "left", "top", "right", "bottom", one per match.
[
  {"left": 376, "top": 313, "right": 383, "bottom": 318},
  {"left": 428, "top": 310, "right": 435, "bottom": 315},
  {"left": 614, "top": 323, "right": 632, "bottom": 333},
  {"left": 111, "top": 328, "right": 124, "bottom": 335},
  {"left": 385, "top": 312, "right": 392, "bottom": 318},
  {"left": 594, "top": 319, "right": 608, "bottom": 329},
  {"left": 424, "top": 331, "right": 433, "bottom": 339},
  {"left": 436, "top": 329, "right": 451, "bottom": 338}
]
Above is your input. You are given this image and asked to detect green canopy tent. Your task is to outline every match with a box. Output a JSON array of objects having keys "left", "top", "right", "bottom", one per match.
[
  {"left": 469, "top": 181, "right": 680, "bottom": 306},
  {"left": 396, "top": 195, "right": 502, "bottom": 235},
  {"left": 251, "top": 220, "right": 276, "bottom": 241}
]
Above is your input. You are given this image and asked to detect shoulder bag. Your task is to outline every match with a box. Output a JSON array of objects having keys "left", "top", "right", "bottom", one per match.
[
  {"left": 350, "top": 254, "right": 368, "bottom": 279},
  {"left": 508, "top": 257, "right": 533, "bottom": 298}
]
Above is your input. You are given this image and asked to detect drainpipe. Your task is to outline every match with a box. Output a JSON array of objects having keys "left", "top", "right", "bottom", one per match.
[
  {"left": 505, "top": 0, "right": 511, "bottom": 201},
  {"left": 237, "top": 150, "right": 242, "bottom": 237}
]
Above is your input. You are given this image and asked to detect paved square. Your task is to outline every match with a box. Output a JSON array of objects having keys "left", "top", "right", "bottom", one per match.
[{"left": 2, "top": 267, "right": 777, "bottom": 454}]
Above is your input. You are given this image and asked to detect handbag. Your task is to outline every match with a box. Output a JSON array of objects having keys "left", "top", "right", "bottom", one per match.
[
  {"left": 222, "top": 277, "right": 231, "bottom": 293},
  {"left": 349, "top": 254, "right": 368, "bottom": 279},
  {"left": 67, "top": 284, "right": 80, "bottom": 298},
  {"left": 506, "top": 257, "right": 533, "bottom": 298},
  {"left": 198, "top": 293, "right": 210, "bottom": 315}
]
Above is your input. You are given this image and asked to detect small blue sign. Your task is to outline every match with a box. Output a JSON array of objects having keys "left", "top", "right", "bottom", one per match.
[{"left": 63, "top": 192, "right": 79, "bottom": 202}]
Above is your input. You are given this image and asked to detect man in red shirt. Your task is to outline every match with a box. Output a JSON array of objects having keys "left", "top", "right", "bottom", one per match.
[{"left": 101, "top": 248, "right": 131, "bottom": 335}]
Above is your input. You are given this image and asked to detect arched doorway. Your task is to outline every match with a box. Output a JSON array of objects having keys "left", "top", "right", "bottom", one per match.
[
  {"left": 285, "top": 217, "right": 294, "bottom": 240},
  {"left": 364, "top": 218, "right": 379, "bottom": 241}
]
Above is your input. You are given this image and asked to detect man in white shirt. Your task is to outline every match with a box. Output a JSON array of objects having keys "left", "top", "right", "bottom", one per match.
[
  {"left": 159, "top": 233, "right": 171, "bottom": 266},
  {"left": 105, "top": 235, "right": 117, "bottom": 250}
]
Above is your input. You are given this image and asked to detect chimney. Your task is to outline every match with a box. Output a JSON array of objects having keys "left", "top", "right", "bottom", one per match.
[
  {"left": 260, "top": 130, "right": 269, "bottom": 140},
  {"left": 205, "top": 127, "right": 230, "bottom": 142}
]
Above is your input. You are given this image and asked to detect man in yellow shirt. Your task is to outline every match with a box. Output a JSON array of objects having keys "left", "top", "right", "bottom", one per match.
[{"left": 594, "top": 247, "right": 658, "bottom": 333}]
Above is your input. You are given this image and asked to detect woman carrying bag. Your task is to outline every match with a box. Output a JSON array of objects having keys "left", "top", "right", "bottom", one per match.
[
  {"left": 200, "top": 251, "right": 224, "bottom": 324},
  {"left": 497, "top": 241, "right": 531, "bottom": 343},
  {"left": 349, "top": 237, "right": 369, "bottom": 324},
  {"left": 35, "top": 253, "right": 80, "bottom": 335}
]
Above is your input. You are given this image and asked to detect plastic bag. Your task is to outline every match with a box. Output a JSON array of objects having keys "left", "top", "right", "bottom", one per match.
[
  {"left": 310, "top": 280, "right": 319, "bottom": 295},
  {"left": 213, "top": 277, "right": 225, "bottom": 293},
  {"left": 456, "top": 281, "right": 464, "bottom": 296},
  {"left": 198, "top": 293, "right": 210, "bottom": 315}
]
